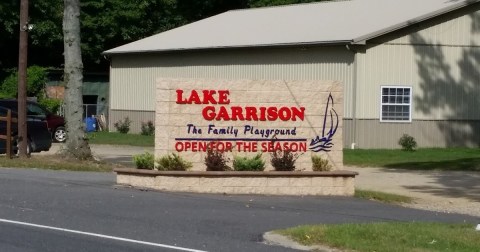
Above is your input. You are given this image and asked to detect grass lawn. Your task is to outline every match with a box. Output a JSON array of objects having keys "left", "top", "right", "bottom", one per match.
[
  {"left": 0, "top": 155, "right": 116, "bottom": 172},
  {"left": 87, "top": 131, "right": 154, "bottom": 147},
  {"left": 354, "top": 189, "right": 413, "bottom": 204},
  {"left": 84, "top": 133, "right": 480, "bottom": 171},
  {"left": 0, "top": 132, "right": 151, "bottom": 172},
  {"left": 277, "top": 222, "right": 480, "bottom": 252},
  {"left": 344, "top": 148, "right": 480, "bottom": 171}
]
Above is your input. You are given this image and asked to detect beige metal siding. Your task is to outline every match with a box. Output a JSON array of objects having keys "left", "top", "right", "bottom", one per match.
[
  {"left": 346, "top": 6, "right": 480, "bottom": 148},
  {"left": 109, "top": 110, "right": 155, "bottom": 133},
  {"left": 356, "top": 7, "right": 480, "bottom": 119},
  {"left": 110, "top": 46, "right": 354, "bottom": 115},
  {"left": 109, "top": 66, "right": 156, "bottom": 112},
  {"left": 345, "top": 119, "right": 480, "bottom": 149},
  {"left": 356, "top": 44, "right": 480, "bottom": 120},
  {"left": 109, "top": 5, "right": 480, "bottom": 145},
  {"left": 384, "top": 6, "right": 480, "bottom": 46},
  {"left": 355, "top": 44, "right": 417, "bottom": 119}
]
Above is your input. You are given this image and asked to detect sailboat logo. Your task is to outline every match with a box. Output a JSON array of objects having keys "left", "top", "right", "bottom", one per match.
[{"left": 309, "top": 93, "right": 339, "bottom": 152}]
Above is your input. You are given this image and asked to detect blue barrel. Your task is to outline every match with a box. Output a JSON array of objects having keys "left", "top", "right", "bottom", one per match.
[{"left": 85, "top": 117, "right": 97, "bottom": 132}]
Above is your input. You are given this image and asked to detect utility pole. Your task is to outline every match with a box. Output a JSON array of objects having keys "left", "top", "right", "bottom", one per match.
[{"left": 18, "top": 0, "right": 29, "bottom": 157}]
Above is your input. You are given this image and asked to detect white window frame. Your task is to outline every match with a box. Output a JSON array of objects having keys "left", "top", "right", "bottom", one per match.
[{"left": 380, "top": 86, "right": 412, "bottom": 123}]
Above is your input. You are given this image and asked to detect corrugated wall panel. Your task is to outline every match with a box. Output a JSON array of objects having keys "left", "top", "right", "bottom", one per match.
[
  {"left": 110, "top": 47, "right": 354, "bottom": 133},
  {"left": 348, "top": 119, "right": 480, "bottom": 149},
  {"left": 357, "top": 44, "right": 480, "bottom": 120},
  {"left": 110, "top": 6, "right": 480, "bottom": 144},
  {"left": 356, "top": 45, "right": 418, "bottom": 119},
  {"left": 375, "top": 6, "right": 480, "bottom": 46},
  {"left": 110, "top": 67, "right": 157, "bottom": 111},
  {"left": 110, "top": 46, "right": 354, "bottom": 120},
  {"left": 346, "top": 5, "right": 480, "bottom": 148},
  {"left": 359, "top": 6, "right": 480, "bottom": 123},
  {"left": 109, "top": 110, "right": 155, "bottom": 133}
]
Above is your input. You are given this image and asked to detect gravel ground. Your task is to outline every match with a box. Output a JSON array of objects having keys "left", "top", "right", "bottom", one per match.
[{"left": 348, "top": 166, "right": 480, "bottom": 217}]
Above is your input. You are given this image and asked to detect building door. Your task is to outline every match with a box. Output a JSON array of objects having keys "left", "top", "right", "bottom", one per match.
[{"left": 83, "top": 95, "right": 98, "bottom": 118}]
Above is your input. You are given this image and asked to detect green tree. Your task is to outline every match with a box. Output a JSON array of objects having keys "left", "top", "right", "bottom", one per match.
[
  {"left": 0, "top": 1, "right": 21, "bottom": 74},
  {"left": 0, "top": 66, "right": 47, "bottom": 98},
  {"left": 176, "top": 0, "right": 248, "bottom": 21},
  {"left": 81, "top": 0, "right": 184, "bottom": 68},
  {"left": 0, "top": 0, "right": 329, "bottom": 76},
  {"left": 0, "top": 0, "right": 63, "bottom": 74},
  {"left": 29, "top": 1, "right": 64, "bottom": 66}
]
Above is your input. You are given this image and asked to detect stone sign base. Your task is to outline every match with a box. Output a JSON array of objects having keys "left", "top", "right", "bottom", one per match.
[{"left": 114, "top": 168, "right": 358, "bottom": 196}]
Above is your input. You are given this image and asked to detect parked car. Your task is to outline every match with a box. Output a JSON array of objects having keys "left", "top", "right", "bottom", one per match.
[
  {"left": 0, "top": 106, "right": 52, "bottom": 155},
  {"left": 0, "top": 99, "right": 66, "bottom": 142}
]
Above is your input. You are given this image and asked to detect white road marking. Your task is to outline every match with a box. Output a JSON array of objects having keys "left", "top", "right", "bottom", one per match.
[{"left": 0, "top": 218, "right": 207, "bottom": 252}]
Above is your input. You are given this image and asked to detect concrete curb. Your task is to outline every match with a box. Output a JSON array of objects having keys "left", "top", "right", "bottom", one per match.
[{"left": 262, "top": 231, "right": 341, "bottom": 252}]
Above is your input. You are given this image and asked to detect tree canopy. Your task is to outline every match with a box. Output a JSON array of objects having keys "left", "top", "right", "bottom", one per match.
[{"left": 0, "top": 0, "right": 326, "bottom": 76}]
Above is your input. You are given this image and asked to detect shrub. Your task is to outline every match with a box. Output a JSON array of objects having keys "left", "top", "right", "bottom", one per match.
[
  {"left": 398, "top": 134, "right": 417, "bottom": 151},
  {"left": 311, "top": 155, "right": 332, "bottom": 171},
  {"left": 39, "top": 98, "right": 62, "bottom": 114},
  {"left": 140, "top": 120, "right": 155, "bottom": 136},
  {"left": 205, "top": 148, "right": 231, "bottom": 171},
  {"left": 233, "top": 153, "right": 266, "bottom": 171},
  {"left": 0, "top": 73, "right": 17, "bottom": 98},
  {"left": 270, "top": 150, "right": 300, "bottom": 171},
  {"left": 133, "top": 152, "right": 154, "bottom": 169},
  {"left": 156, "top": 153, "right": 192, "bottom": 171},
  {"left": 114, "top": 117, "right": 131, "bottom": 134},
  {"left": 1, "top": 66, "right": 47, "bottom": 98}
]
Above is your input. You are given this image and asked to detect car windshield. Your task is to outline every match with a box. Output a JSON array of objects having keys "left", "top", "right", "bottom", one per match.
[{"left": 27, "top": 103, "right": 46, "bottom": 116}]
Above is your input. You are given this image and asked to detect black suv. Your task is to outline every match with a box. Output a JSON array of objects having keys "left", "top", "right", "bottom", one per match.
[
  {"left": 0, "top": 106, "right": 52, "bottom": 155},
  {"left": 0, "top": 99, "right": 66, "bottom": 142}
]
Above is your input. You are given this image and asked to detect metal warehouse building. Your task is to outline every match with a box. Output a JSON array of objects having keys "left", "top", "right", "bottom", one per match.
[{"left": 104, "top": 0, "right": 480, "bottom": 149}]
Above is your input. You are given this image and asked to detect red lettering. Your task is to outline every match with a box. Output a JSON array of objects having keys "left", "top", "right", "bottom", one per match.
[
  {"left": 187, "top": 90, "right": 201, "bottom": 104},
  {"left": 267, "top": 107, "right": 278, "bottom": 121},
  {"left": 245, "top": 107, "right": 258, "bottom": 121},
  {"left": 291, "top": 107, "right": 305, "bottom": 121},
  {"left": 278, "top": 107, "right": 291, "bottom": 121},
  {"left": 225, "top": 142, "right": 233, "bottom": 151},
  {"left": 201, "top": 106, "right": 305, "bottom": 121},
  {"left": 215, "top": 106, "right": 230, "bottom": 120},
  {"left": 202, "top": 106, "right": 216, "bottom": 120},
  {"left": 176, "top": 89, "right": 230, "bottom": 105},
  {"left": 230, "top": 106, "right": 245, "bottom": 121},
  {"left": 202, "top": 90, "right": 217, "bottom": 104},
  {"left": 259, "top": 107, "right": 267, "bottom": 121},
  {"left": 175, "top": 142, "right": 184, "bottom": 151},
  {"left": 208, "top": 141, "right": 216, "bottom": 150},
  {"left": 218, "top": 90, "right": 230, "bottom": 104},
  {"left": 177, "top": 141, "right": 306, "bottom": 153},
  {"left": 199, "top": 142, "right": 207, "bottom": 152},
  {"left": 191, "top": 141, "right": 198, "bottom": 152},
  {"left": 176, "top": 90, "right": 187, "bottom": 104}
]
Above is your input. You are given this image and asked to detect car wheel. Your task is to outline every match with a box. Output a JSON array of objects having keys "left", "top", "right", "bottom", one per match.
[
  {"left": 13, "top": 137, "right": 31, "bottom": 157},
  {"left": 54, "top": 126, "right": 67, "bottom": 143}
]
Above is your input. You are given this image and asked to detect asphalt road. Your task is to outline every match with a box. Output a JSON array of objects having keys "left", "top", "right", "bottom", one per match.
[{"left": 0, "top": 168, "right": 478, "bottom": 252}]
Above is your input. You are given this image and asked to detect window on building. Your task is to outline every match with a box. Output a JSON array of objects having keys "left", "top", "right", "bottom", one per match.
[{"left": 380, "top": 86, "right": 412, "bottom": 122}]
